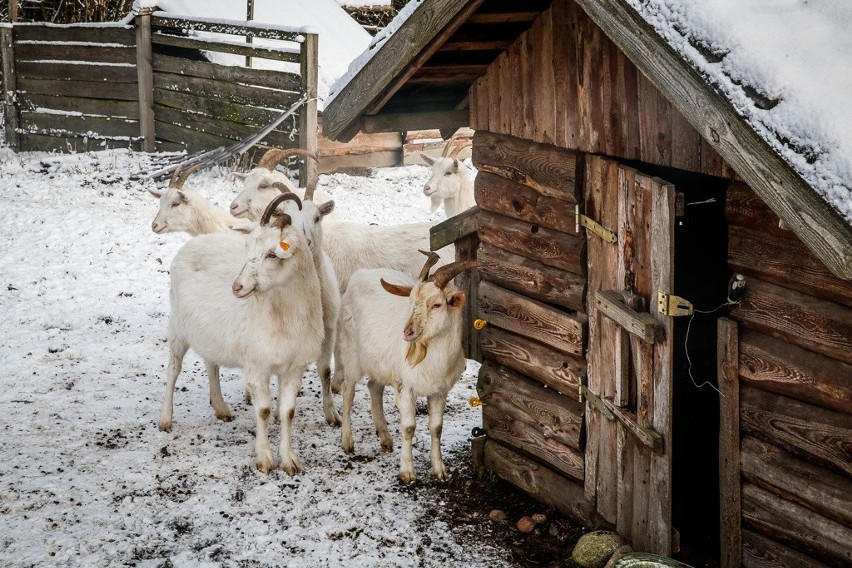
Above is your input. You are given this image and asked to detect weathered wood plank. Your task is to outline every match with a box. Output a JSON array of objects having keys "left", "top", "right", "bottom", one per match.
[
  {"left": 153, "top": 70, "right": 299, "bottom": 110},
  {"left": 136, "top": 10, "right": 155, "bottom": 152},
  {"left": 478, "top": 241, "right": 586, "bottom": 311},
  {"left": 472, "top": 130, "right": 582, "bottom": 201},
  {"left": 731, "top": 277, "right": 852, "bottom": 366},
  {"left": 151, "top": 32, "right": 300, "bottom": 64},
  {"left": 154, "top": 119, "right": 236, "bottom": 150},
  {"left": 475, "top": 171, "right": 579, "bottom": 234},
  {"left": 533, "top": 9, "right": 555, "bottom": 145},
  {"left": 1, "top": 26, "right": 20, "bottom": 150},
  {"left": 151, "top": 14, "right": 303, "bottom": 42},
  {"left": 456, "top": 232, "right": 481, "bottom": 361},
  {"left": 359, "top": 110, "right": 469, "bottom": 135},
  {"left": 595, "top": 289, "right": 660, "bottom": 343},
  {"left": 742, "top": 530, "right": 833, "bottom": 568},
  {"left": 552, "top": 0, "right": 578, "bottom": 149},
  {"left": 13, "top": 23, "right": 134, "bottom": 45},
  {"left": 299, "top": 30, "right": 318, "bottom": 193},
  {"left": 15, "top": 61, "right": 137, "bottom": 83},
  {"left": 479, "top": 326, "right": 585, "bottom": 400},
  {"left": 477, "top": 210, "right": 585, "bottom": 274},
  {"left": 153, "top": 53, "right": 301, "bottom": 92},
  {"left": 740, "top": 385, "right": 852, "bottom": 477},
  {"left": 13, "top": 42, "right": 135, "bottom": 65},
  {"left": 17, "top": 77, "right": 138, "bottom": 101},
  {"left": 429, "top": 205, "right": 479, "bottom": 251},
  {"left": 510, "top": 34, "right": 525, "bottom": 138},
  {"left": 718, "top": 317, "right": 741, "bottom": 568},
  {"left": 741, "top": 436, "right": 852, "bottom": 528},
  {"left": 728, "top": 224, "right": 852, "bottom": 308},
  {"left": 153, "top": 88, "right": 282, "bottom": 127},
  {"left": 479, "top": 361, "right": 584, "bottom": 451},
  {"left": 739, "top": 329, "right": 852, "bottom": 415},
  {"left": 18, "top": 93, "right": 139, "bottom": 120},
  {"left": 742, "top": 482, "right": 852, "bottom": 567},
  {"left": 19, "top": 133, "right": 142, "bottom": 153},
  {"left": 19, "top": 111, "right": 139, "bottom": 138},
  {"left": 725, "top": 181, "right": 794, "bottom": 239},
  {"left": 479, "top": 280, "right": 586, "bottom": 357},
  {"left": 484, "top": 440, "right": 599, "bottom": 526},
  {"left": 574, "top": 0, "right": 852, "bottom": 279}
]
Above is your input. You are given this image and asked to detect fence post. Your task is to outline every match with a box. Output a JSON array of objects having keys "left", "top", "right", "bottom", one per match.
[
  {"left": 1, "top": 23, "right": 19, "bottom": 150},
  {"left": 135, "top": 7, "right": 156, "bottom": 152},
  {"left": 245, "top": 0, "right": 254, "bottom": 67},
  {"left": 299, "top": 27, "right": 318, "bottom": 193},
  {"left": 8, "top": 0, "right": 18, "bottom": 22}
]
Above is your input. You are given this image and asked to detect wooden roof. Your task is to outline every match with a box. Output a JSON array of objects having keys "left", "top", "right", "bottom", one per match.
[{"left": 323, "top": 0, "right": 852, "bottom": 279}]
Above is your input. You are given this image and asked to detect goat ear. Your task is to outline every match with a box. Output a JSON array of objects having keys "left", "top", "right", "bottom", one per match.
[
  {"left": 319, "top": 200, "right": 335, "bottom": 217},
  {"left": 452, "top": 159, "right": 461, "bottom": 171},
  {"left": 380, "top": 278, "right": 413, "bottom": 297},
  {"left": 177, "top": 191, "right": 189, "bottom": 204},
  {"left": 420, "top": 152, "right": 436, "bottom": 166},
  {"left": 274, "top": 239, "right": 297, "bottom": 259},
  {"left": 446, "top": 291, "right": 467, "bottom": 310},
  {"left": 232, "top": 172, "right": 249, "bottom": 181},
  {"left": 147, "top": 187, "right": 162, "bottom": 198}
]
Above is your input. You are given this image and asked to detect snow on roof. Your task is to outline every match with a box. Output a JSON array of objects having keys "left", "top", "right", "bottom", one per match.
[
  {"left": 629, "top": 0, "right": 852, "bottom": 225},
  {"left": 133, "top": 0, "right": 371, "bottom": 110},
  {"left": 326, "top": 0, "right": 422, "bottom": 106}
]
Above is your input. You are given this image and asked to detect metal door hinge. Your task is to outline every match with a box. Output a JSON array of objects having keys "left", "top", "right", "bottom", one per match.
[
  {"left": 576, "top": 205, "right": 617, "bottom": 243},
  {"left": 658, "top": 293, "right": 694, "bottom": 316},
  {"left": 579, "top": 383, "right": 615, "bottom": 421}
]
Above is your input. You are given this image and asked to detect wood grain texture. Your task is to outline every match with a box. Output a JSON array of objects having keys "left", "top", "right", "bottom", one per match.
[
  {"left": 19, "top": 112, "right": 139, "bottom": 138},
  {"left": 479, "top": 326, "right": 585, "bottom": 400},
  {"left": 13, "top": 23, "right": 133, "bottom": 45},
  {"left": 16, "top": 77, "right": 138, "bottom": 101},
  {"left": 742, "top": 530, "right": 833, "bottom": 568},
  {"left": 1, "top": 26, "right": 20, "bottom": 150},
  {"left": 731, "top": 277, "right": 852, "bottom": 366},
  {"left": 153, "top": 53, "right": 300, "bottom": 92},
  {"left": 475, "top": 170, "right": 579, "bottom": 232},
  {"left": 740, "top": 385, "right": 852, "bottom": 477},
  {"left": 739, "top": 329, "right": 852, "bottom": 415},
  {"left": 15, "top": 60, "right": 137, "bottom": 83},
  {"left": 718, "top": 318, "right": 741, "bottom": 568},
  {"left": 14, "top": 42, "right": 134, "bottom": 65}
]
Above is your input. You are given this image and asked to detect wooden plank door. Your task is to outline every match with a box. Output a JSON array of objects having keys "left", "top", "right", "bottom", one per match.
[{"left": 584, "top": 155, "right": 675, "bottom": 554}]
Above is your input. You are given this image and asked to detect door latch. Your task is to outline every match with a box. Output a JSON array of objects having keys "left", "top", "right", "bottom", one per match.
[
  {"left": 575, "top": 205, "right": 617, "bottom": 243},
  {"left": 657, "top": 293, "right": 694, "bottom": 316}
]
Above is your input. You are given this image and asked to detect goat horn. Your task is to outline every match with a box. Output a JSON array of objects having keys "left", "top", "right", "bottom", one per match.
[
  {"left": 440, "top": 138, "right": 454, "bottom": 158},
  {"left": 257, "top": 148, "right": 317, "bottom": 171},
  {"left": 270, "top": 181, "right": 305, "bottom": 209},
  {"left": 170, "top": 162, "right": 204, "bottom": 189},
  {"left": 261, "top": 192, "right": 300, "bottom": 226},
  {"left": 417, "top": 249, "right": 441, "bottom": 281},
  {"left": 429, "top": 259, "right": 480, "bottom": 289},
  {"left": 447, "top": 140, "right": 472, "bottom": 160}
]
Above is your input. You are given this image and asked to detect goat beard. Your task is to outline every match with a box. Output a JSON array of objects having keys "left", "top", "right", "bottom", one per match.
[{"left": 405, "top": 341, "right": 428, "bottom": 367}]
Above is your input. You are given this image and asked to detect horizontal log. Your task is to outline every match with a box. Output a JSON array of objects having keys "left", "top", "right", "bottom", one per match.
[
  {"left": 477, "top": 210, "right": 585, "bottom": 274},
  {"left": 742, "top": 482, "right": 852, "bottom": 567},
  {"left": 479, "top": 326, "right": 585, "bottom": 400},
  {"left": 13, "top": 24, "right": 134, "bottom": 45},
  {"left": 478, "top": 361, "right": 584, "bottom": 450},
  {"left": 740, "top": 385, "right": 852, "bottom": 477},
  {"left": 155, "top": 109, "right": 300, "bottom": 153},
  {"left": 19, "top": 133, "right": 142, "bottom": 153},
  {"left": 151, "top": 32, "right": 301, "bottom": 64},
  {"left": 729, "top": 224, "right": 852, "bottom": 308},
  {"left": 429, "top": 205, "right": 479, "bottom": 250},
  {"left": 359, "top": 110, "right": 469, "bottom": 134},
  {"left": 731, "top": 277, "right": 852, "bottom": 366},
  {"left": 14, "top": 42, "right": 135, "bottom": 65},
  {"left": 154, "top": 120, "right": 235, "bottom": 150},
  {"left": 15, "top": 60, "right": 136, "bottom": 83},
  {"left": 153, "top": 71, "right": 300, "bottom": 110},
  {"left": 19, "top": 111, "right": 139, "bottom": 138},
  {"left": 153, "top": 88, "right": 285, "bottom": 128},
  {"left": 475, "top": 170, "right": 579, "bottom": 233},
  {"left": 726, "top": 181, "right": 796, "bottom": 239},
  {"left": 479, "top": 280, "right": 586, "bottom": 356},
  {"left": 483, "top": 439, "right": 599, "bottom": 525},
  {"left": 153, "top": 53, "right": 301, "bottom": 92},
  {"left": 478, "top": 242, "right": 585, "bottom": 311},
  {"left": 17, "top": 77, "right": 138, "bottom": 101},
  {"left": 741, "top": 437, "right": 852, "bottom": 527},
  {"left": 472, "top": 130, "right": 581, "bottom": 201},
  {"left": 742, "top": 530, "right": 833, "bottom": 568},
  {"left": 18, "top": 93, "right": 139, "bottom": 120},
  {"left": 739, "top": 329, "right": 852, "bottom": 414},
  {"left": 594, "top": 289, "right": 660, "bottom": 343}
]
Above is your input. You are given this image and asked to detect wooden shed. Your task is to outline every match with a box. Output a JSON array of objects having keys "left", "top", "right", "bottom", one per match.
[{"left": 323, "top": 0, "right": 852, "bottom": 565}]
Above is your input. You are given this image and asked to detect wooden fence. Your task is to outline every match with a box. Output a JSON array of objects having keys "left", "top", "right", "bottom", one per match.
[{"left": 1, "top": 11, "right": 318, "bottom": 185}]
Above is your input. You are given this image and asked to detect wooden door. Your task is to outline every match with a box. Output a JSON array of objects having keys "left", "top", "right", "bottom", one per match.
[{"left": 583, "top": 155, "right": 675, "bottom": 554}]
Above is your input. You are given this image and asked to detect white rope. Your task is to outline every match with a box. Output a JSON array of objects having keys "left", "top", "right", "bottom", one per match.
[{"left": 684, "top": 300, "right": 736, "bottom": 397}]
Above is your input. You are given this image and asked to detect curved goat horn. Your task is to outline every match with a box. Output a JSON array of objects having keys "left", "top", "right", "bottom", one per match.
[
  {"left": 440, "top": 138, "right": 455, "bottom": 158},
  {"left": 417, "top": 249, "right": 441, "bottom": 281},
  {"left": 261, "top": 192, "right": 301, "bottom": 226},
  {"left": 169, "top": 162, "right": 204, "bottom": 189},
  {"left": 269, "top": 182, "right": 305, "bottom": 213},
  {"left": 257, "top": 148, "right": 317, "bottom": 171},
  {"left": 447, "top": 140, "right": 472, "bottom": 160},
  {"left": 429, "top": 260, "right": 480, "bottom": 289}
]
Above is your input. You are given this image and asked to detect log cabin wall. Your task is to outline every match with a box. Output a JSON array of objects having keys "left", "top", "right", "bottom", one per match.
[{"left": 723, "top": 183, "right": 852, "bottom": 568}]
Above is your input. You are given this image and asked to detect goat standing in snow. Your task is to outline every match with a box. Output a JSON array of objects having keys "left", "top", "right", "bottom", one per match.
[
  {"left": 159, "top": 193, "right": 323, "bottom": 474},
  {"left": 420, "top": 140, "right": 475, "bottom": 218},
  {"left": 336, "top": 252, "right": 477, "bottom": 483}
]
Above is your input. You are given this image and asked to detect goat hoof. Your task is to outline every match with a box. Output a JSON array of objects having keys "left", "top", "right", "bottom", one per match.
[
  {"left": 215, "top": 409, "right": 234, "bottom": 422},
  {"left": 280, "top": 457, "right": 301, "bottom": 476},
  {"left": 256, "top": 461, "right": 274, "bottom": 474},
  {"left": 342, "top": 441, "right": 354, "bottom": 455},
  {"left": 399, "top": 470, "right": 416, "bottom": 485},
  {"left": 158, "top": 420, "right": 172, "bottom": 433},
  {"left": 380, "top": 439, "right": 393, "bottom": 453},
  {"left": 432, "top": 468, "right": 448, "bottom": 481},
  {"left": 325, "top": 411, "right": 341, "bottom": 428}
]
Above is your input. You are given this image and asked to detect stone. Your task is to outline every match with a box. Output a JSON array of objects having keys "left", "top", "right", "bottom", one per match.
[
  {"left": 531, "top": 513, "right": 548, "bottom": 524},
  {"left": 570, "top": 531, "right": 627, "bottom": 568},
  {"left": 488, "top": 509, "right": 507, "bottom": 523},
  {"left": 516, "top": 516, "right": 536, "bottom": 533}
]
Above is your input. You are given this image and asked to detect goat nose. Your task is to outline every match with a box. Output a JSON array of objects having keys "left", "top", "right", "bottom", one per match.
[
  {"left": 151, "top": 222, "right": 158, "bottom": 232},
  {"left": 229, "top": 203, "right": 238, "bottom": 211},
  {"left": 232, "top": 281, "right": 243, "bottom": 295},
  {"left": 403, "top": 325, "right": 415, "bottom": 340}
]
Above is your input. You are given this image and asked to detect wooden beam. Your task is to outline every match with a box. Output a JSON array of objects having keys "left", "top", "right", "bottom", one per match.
[
  {"left": 359, "top": 110, "right": 468, "bottom": 135},
  {"left": 594, "top": 289, "right": 660, "bottom": 343},
  {"left": 466, "top": 12, "right": 540, "bottom": 24},
  {"left": 135, "top": 9, "right": 156, "bottom": 152},
  {"left": 1, "top": 24, "right": 20, "bottom": 150},
  {"left": 574, "top": 0, "right": 852, "bottom": 280},
  {"left": 151, "top": 32, "right": 300, "bottom": 64},
  {"left": 150, "top": 14, "right": 303, "bottom": 42},
  {"left": 718, "top": 317, "right": 741, "bottom": 568},
  {"left": 299, "top": 28, "right": 319, "bottom": 193},
  {"left": 429, "top": 205, "right": 478, "bottom": 250},
  {"left": 322, "top": 0, "right": 483, "bottom": 141}
]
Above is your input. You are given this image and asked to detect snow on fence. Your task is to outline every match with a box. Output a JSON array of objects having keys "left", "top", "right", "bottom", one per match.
[{"left": 0, "top": 12, "right": 318, "bottom": 187}]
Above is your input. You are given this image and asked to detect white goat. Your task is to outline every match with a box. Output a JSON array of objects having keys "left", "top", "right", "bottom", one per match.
[
  {"left": 159, "top": 194, "right": 324, "bottom": 474},
  {"left": 149, "top": 164, "right": 248, "bottom": 236},
  {"left": 230, "top": 148, "right": 336, "bottom": 222},
  {"left": 420, "top": 140, "right": 475, "bottom": 218},
  {"left": 336, "top": 252, "right": 477, "bottom": 483}
]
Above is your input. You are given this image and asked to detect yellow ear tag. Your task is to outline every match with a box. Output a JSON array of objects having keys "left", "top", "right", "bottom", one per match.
[
  {"left": 279, "top": 241, "right": 290, "bottom": 251},
  {"left": 468, "top": 396, "right": 483, "bottom": 408}
]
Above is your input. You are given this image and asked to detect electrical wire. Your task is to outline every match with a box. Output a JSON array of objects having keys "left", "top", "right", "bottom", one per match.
[{"left": 684, "top": 300, "right": 736, "bottom": 397}]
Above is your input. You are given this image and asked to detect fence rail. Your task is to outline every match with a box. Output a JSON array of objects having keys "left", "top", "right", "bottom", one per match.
[{"left": 0, "top": 12, "right": 318, "bottom": 190}]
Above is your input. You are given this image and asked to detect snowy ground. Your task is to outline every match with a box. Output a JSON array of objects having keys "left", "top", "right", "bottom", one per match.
[{"left": 0, "top": 146, "right": 506, "bottom": 567}]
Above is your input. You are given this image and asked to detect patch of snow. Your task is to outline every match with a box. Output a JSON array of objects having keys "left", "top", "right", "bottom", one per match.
[
  {"left": 0, "top": 144, "right": 503, "bottom": 566},
  {"left": 628, "top": 0, "right": 852, "bottom": 223}
]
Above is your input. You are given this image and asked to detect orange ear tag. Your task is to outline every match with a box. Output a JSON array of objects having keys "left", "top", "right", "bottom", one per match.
[{"left": 279, "top": 241, "right": 291, "bottom": 251}]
